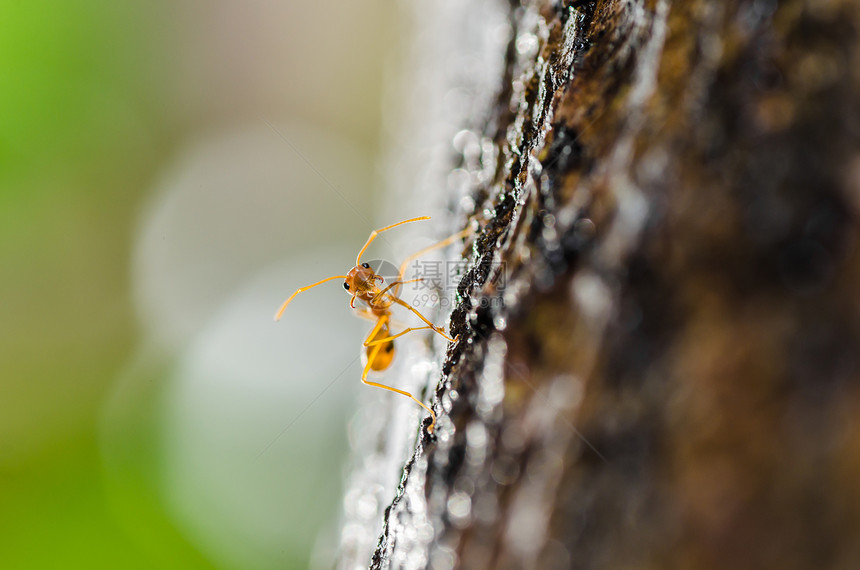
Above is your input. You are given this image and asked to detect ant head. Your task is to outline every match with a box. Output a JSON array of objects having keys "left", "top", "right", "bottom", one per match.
[{"left": 343, "top": 262, "right": 378, "bottom": 295}]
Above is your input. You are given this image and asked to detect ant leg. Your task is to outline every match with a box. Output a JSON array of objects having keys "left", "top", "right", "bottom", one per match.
[
  {"left": 274, "top": 274, "right": 348, "bottom": 320},
  {"left": 355, "top": 216, "right": 431, "bottom": 266},
  {"left": 387, "top": 295, "right": 456, "bottom": 343},
  {"left": 364, "top": 325, "right": 434, "bottom": 347},
  {"left": 354, "top": 308, "right": 377, "bottom": 321},
  {"left": 395, "top": 226, "right": 473, "bottom": 296},
  {"left": 362, "top": 343, "right": 437, "bottom": 433},
  {"left": 371, "top": 278, "right": 423, "bottom": 306},
  {"left": 355, "top": 306, "right": 409, "bottom": 330},
  {"left": 362, "top": 314, "right": 389, "bottom": 345}
]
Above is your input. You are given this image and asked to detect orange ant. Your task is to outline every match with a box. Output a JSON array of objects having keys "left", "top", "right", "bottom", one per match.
[{"left": 274, "top": 216, "right": 470, "bottom": 433}]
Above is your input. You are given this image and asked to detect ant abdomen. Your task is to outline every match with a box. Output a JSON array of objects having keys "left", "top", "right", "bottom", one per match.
[{"left": 365, "top": 321, "right": 395, "bottom": 371}]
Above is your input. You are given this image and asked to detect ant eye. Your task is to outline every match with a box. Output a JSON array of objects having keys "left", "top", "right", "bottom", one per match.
[
  {"left": 362, "top": 262, "right": 370, "bottom": 269},
  {"left": 343, "top": 282, "right": 350, "bottom": 290}
]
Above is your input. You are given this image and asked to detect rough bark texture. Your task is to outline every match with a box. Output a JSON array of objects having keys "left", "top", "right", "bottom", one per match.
[{"left": 363, "top": 1, "right": 860, "bottom": 568}]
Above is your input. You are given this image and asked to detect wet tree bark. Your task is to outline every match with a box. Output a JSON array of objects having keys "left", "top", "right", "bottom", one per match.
[{"left": 365, "top": 1, "right": 860, "bottom": 568}]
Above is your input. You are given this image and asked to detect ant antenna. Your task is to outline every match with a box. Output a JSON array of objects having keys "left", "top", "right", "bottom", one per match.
[
  {"left": 355, "top": 216, "right": 431, "bottom": 266},
  {"left": 274, "top": 275, "right": 348, "bottom": 321}
]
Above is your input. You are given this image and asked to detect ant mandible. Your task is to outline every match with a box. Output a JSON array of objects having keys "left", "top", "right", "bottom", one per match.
[{"left": 274, "top": 216, "right": 470, "bottom": 433}]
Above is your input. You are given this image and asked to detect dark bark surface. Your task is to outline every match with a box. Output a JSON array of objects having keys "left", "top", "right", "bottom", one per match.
[{"left": 367, "top": 1, "right": 860, "bottom": 568}]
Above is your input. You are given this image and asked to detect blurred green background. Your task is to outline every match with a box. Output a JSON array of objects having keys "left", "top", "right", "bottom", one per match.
[{"left": 0, "top": 1, "right": 402, "bottom": 567}]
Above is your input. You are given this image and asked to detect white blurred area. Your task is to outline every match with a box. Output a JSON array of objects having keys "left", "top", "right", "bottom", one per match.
[
  {"left": 157, "top": 249, "right": 362, "bottom": 569},
  {"left": 131, "top": 124, "right": 373, "bottom": 351},
  {"left": 102, "top": 1, "right": 406, "bottom": 568},
  {"left": 112, "top": 122, "right": 373, "bottom": 569}
]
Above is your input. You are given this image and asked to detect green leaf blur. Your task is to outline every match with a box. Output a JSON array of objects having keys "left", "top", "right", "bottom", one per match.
[{"left": 0, "top": 1, "right": 210, "bottom": 567}]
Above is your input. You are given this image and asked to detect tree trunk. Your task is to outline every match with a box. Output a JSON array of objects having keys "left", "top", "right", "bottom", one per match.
[{"left": 340, "top": 1, "right": 860, "bottom": 568}]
